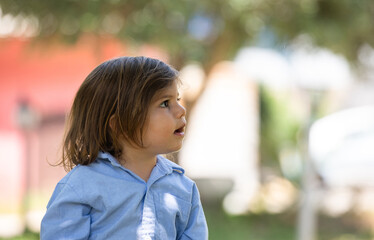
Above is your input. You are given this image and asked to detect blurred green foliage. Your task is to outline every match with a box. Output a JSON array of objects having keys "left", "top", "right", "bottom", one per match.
[
  {"left": 0, "top": 0, "right": 373, "bottom": 70},
  {"left": 259, "top": 86, "right": 302, "bottom": 171}
]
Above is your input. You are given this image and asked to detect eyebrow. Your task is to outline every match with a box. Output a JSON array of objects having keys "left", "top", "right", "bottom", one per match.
[{"left": 156, "top": 92, "right": 180, "bottom": 100}]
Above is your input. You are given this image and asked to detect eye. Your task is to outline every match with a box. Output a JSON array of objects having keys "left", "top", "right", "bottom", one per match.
[{"left": 160, "top": 100, "right": 169, "bottom": 108}]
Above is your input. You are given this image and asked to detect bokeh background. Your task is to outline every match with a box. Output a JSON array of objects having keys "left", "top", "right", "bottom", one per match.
[{"left": 1, "top": 0, "right": 374, "bottom": 239}]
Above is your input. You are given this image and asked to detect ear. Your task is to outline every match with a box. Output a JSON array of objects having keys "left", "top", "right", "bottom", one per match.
[{"left": 109, "top": 115, "right": 116, "bottom": 132}]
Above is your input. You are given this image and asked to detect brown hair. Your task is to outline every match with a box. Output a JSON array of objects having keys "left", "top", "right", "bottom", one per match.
[{"left": 60, "top": 56, "right": 178, "bottom": 171}]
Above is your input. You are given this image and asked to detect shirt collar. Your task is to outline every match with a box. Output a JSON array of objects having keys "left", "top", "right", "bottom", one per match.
[
  {"left": 156, "top": 155, "right": 185, "bottom": 175},
  {"left": 97, "top": 151, "right": 122, "bottom": 167},
  {"left": 97, "top": 151, "right": 185, "bottom": 176}
]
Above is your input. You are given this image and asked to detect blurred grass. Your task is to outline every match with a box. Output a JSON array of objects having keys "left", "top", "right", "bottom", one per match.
[
  {"left": 204, "top": 204, "right": 373, "bottom": 240},
  {"left": 0, "top": 230, "right": 39, "bottom": 240},
  {"left": 1, "top": 205, "right": 372, "bottom": 240},
  {"left": 205, "top": 204, "right": 295, "bottom": 240}
]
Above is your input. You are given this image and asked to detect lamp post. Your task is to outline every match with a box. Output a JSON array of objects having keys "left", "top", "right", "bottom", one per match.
[
  {"left": 290, "top": 45, "right": 352, "bottom": 240},
  {"left": 16, "top": 99, "right": 39, "bottom": 228}
]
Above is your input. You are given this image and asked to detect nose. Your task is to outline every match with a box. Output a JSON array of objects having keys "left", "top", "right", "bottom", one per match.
[{"left": 176, "top": 102, "right": 186, "bottom": 118}]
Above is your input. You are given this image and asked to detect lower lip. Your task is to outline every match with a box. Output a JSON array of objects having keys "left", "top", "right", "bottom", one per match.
[{"left": 174, "top": 131, "right": 185, "bottom": 137}]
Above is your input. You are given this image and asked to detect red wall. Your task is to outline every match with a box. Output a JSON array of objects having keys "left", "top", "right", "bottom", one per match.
[{"left": 0, "top": 35, "right": 131, "bottom": 130}]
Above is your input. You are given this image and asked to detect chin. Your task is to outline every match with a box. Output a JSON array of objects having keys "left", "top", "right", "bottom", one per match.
[{"left": 163, "top": 145, "right": 183, "bottom": 155}]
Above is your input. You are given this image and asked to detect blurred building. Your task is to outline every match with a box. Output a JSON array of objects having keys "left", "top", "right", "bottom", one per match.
[{"left": 179, "top": 61, "right": 260, "bottom": 215}]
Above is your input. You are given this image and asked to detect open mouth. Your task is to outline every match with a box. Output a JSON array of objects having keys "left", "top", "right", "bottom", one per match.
[{"left": 174, "top": 126, "right": 185, "bottom": 136}]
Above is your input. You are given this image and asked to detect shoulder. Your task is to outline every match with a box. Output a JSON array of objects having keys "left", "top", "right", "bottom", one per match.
[
  {"left": 60, "top": 157, "right": 115, "bottom": 183},
  {"left": 56, "top": 161, "right": 107, "bottom": 195},
  {"left": 49, "top": 160, "right": 114, "bottom": 205},
  {"left": 59, "top": 164, "right": 93, "bottom": 185},
  {"left": 46, "top": 166, "right": 89, "bottom": 207},
  {"left": 53, "top": 165, "right": 91, "bottom": 194}
]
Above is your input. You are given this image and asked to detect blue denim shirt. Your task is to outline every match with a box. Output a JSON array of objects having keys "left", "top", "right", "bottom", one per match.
[{"left": 41, "top": 152, "right": 208, "bottom": 240}]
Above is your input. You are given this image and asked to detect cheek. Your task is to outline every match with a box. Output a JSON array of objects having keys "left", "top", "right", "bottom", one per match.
[
  {"left": 143, "top": 119, "right": 167, "bottom": 139},
  {"left": 144, "top": 110, "right": 174, "bottom": 140},
  {"left": 150, "top": 122, "right": 170, "bottom": 136},
  {"left": 150, "top": 125, "right": 174, "bottom": 147}
]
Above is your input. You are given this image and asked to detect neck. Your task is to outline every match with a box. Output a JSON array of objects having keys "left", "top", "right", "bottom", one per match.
[{"left": 119, "top": 146, "right": 157, "bottom": 182}]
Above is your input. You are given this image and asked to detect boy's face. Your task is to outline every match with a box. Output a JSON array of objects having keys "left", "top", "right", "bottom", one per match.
[{"left": 142, "top": 80, "right": 186, "bottom": 155}]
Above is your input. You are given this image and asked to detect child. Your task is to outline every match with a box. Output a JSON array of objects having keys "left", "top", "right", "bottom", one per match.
[{"left": 41, "top": 56, "right": 208, "bottom": 239}]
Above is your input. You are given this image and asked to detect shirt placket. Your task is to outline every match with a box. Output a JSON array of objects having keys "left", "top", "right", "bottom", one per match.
[
  {"left": 138, "top": 163, "right": 169, "bottom": 240},
  {"left": 137, "top": 186, "right": 156, "bottom": 240}
]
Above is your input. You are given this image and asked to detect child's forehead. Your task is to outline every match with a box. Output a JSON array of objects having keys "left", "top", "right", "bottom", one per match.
[{"left": 153, "top": 82, "right": 179, "bottom": 99}]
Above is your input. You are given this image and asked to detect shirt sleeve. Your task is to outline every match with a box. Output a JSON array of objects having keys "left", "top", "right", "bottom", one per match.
[
  {"left": 40, "top": 183, "right": 91, "bottom": 240},
  {"left": 179, "top": 183, "right": 208, "bottom": 240}
]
